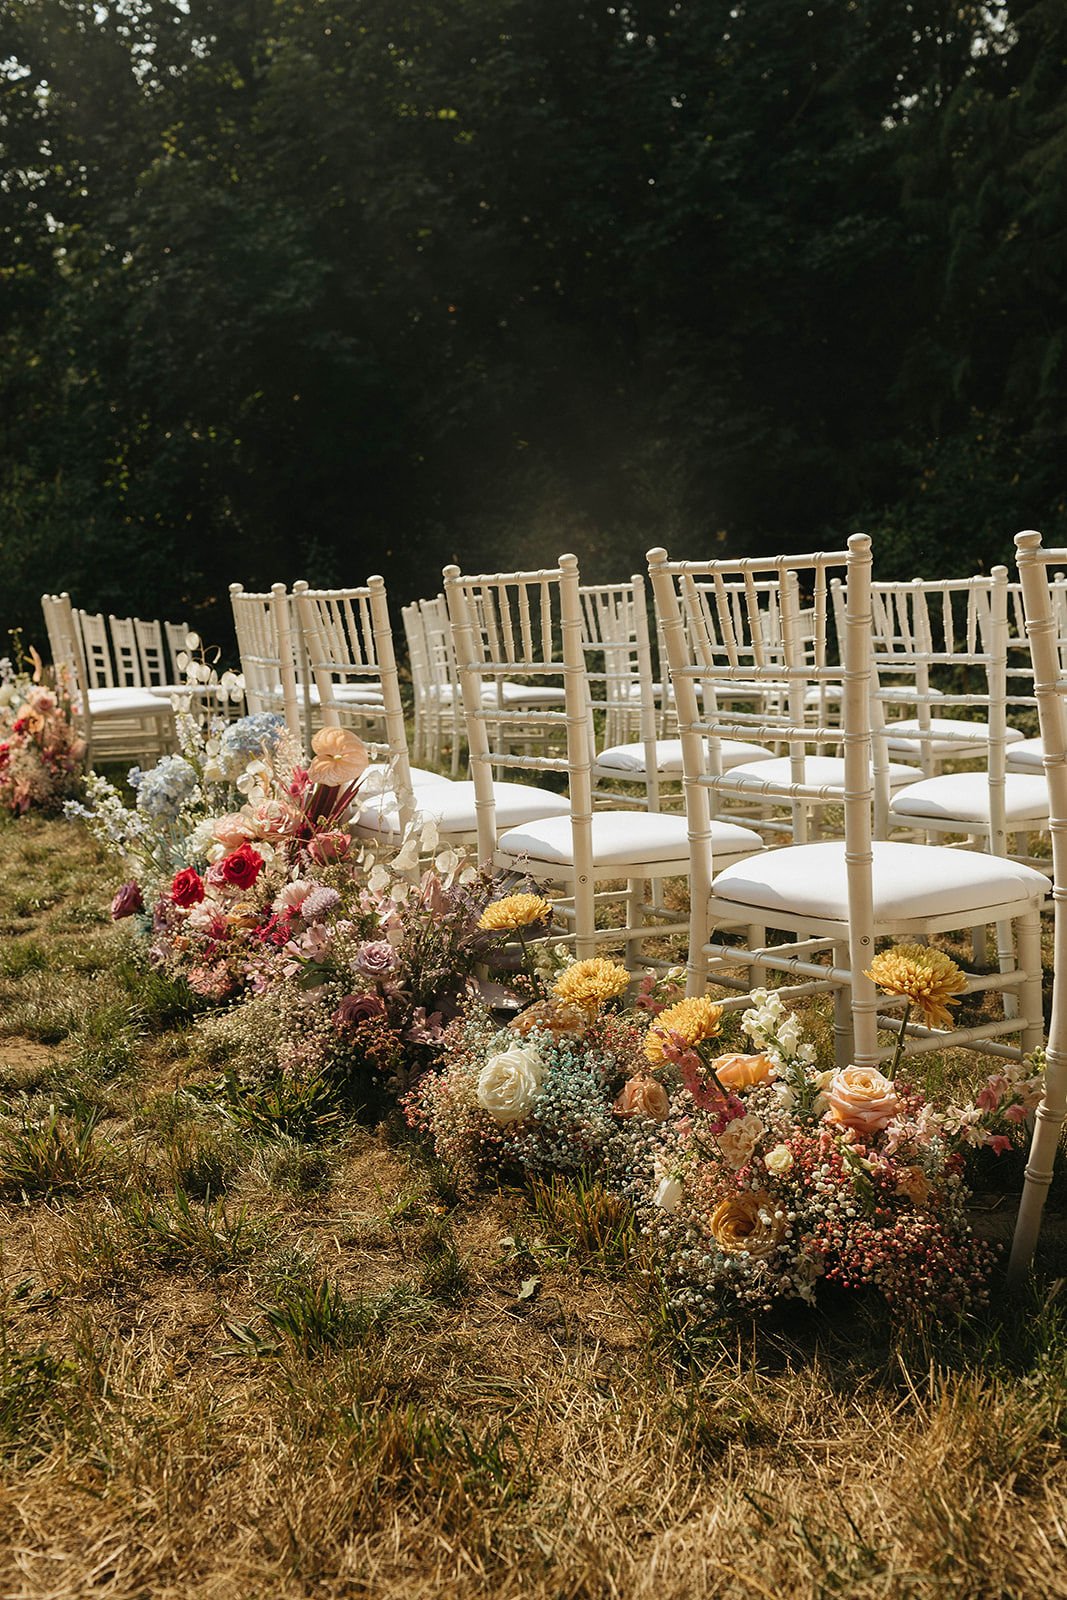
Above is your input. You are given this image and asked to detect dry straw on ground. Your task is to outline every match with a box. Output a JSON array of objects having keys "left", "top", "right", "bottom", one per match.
[{"left": 0, "top": 816, "right": 1064, "bottom": 1599}]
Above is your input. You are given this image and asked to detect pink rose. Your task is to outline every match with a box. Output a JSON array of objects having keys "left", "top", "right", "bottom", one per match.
[
  {"left": 334, "top": 993, "right": 388, "bottom": 1030},
  {"left": 111, "top": 881, "right": 144, "bottom": 920},
  {"left": 308, "top": 830, "right": 351, "bottom": 865},
  {"left": 355, "top": 940, "right": 399, "bottom": 978},
  {"left": 824, "top": 1065, "right": 901, "bottom": 1135}
]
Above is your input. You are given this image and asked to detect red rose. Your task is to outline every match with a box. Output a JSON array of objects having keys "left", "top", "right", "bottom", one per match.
[
  {"left": 218, "top": 841, "right": 265, "bottom": 890},
  {"left": 170, "top": 868, "right": 205, "bottom": 907}
]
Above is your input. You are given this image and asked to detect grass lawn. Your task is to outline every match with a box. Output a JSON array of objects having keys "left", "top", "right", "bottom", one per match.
[{"left": 0, "top": 815, "right": 1065, "bottom": 1599}]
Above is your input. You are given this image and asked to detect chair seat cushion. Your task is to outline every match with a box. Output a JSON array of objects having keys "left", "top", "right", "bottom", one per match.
[
  {"left": 495, "top": 811, "right": 763, "bottom": 869},
  {"left": 361, "top": 764, "right": 455, "bottom": 797},
  {"left": 1006, "top": 737, "right": 1044, "bottom": 773},
  {"left": 716, "top": 755, "right": 921, "bottom": 793},
  {"left": 884, "top": 718, "right": 1024, "bottom": 756},
  {"left": 594, "top": 738, "right": 774, "bottom": 777},
  {"left": 87, "top": 689, "right": 173, "bottom": 716},
  {"left": 711, "top": 840, "right": 1049, "bottom": 923},
  {"left": 355, "top": 780, "right": 569, "bottom": 838},
  {"left": 889, "top": 772, "right": 1049, "bottom": 825},
  {"left": 427, "top": 681, "right": 565, "bottom": 706}
]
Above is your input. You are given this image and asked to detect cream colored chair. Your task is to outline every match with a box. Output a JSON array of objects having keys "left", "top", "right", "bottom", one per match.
[
  {"left": 444, "top": 556, "right": 765, "bottom": 961},
  {"left": 1008, "top": 531, "right": 1067, "bottom": 1280},
  {"left": 41, "top": 593, "right": 174, "bottom": 767},
  {"left": 649, "top": 538, "right": 1048, "bottom": 1069}
]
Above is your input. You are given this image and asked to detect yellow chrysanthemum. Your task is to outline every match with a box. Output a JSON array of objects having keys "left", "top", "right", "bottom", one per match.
[
  {"left": 644, "top": 995, "right": 723, "bottom": 1065},
  {"left": 553, "top": 957, "right": 632, "bottom": 1010},
  {"left": 865, "top": 943, "right": 967, "bottom": 1029},
  {"left": 478, "top": 893, "right": 553, "bottom": 932}
]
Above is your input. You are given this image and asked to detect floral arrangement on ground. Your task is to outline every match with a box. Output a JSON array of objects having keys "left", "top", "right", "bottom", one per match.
[
  {"left": 71, "top": 721, "right": 1045, "bottom": 1325},
  {"left": 0, "top": 638, "right": 86, "bottom": 815}
]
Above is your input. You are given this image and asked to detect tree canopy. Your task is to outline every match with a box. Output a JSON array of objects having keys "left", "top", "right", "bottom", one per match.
[{"left": 2, "top": 0, "right": 1065, "bottom": 645}]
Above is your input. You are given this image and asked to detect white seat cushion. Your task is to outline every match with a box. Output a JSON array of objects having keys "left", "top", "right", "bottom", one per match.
[
  {"left": 711, "top": 839, "right": 1049, "bottom": 923},
  {"left": 594, "top": 738, "right": 774, "bottom": 777},
  {"left": 355, "top": 780, "right": 569, "bottom": 839},
  {"left": 87, "top": 688, "right": 173, "bottom": 716},
  {"left": 426, "top": 681, "right": 565, "bottom": 707},
  {"left": 717, "top": 755, "right": 921, "bottom": 794},
  {"left": 360, "top": 764, "right": 456, "bottom": 797},
  {"left": 495, "top": 811, "right": 763, "bottom": 869},
  {"left": 884, "top": 718, "right": 1024, "bottom": 756},
  {"left": 890, "top": 772, "right": 1049, "bottom": 826},
  {"left": 1006, "top": 737, "right": 1045, "bottom": 773}
]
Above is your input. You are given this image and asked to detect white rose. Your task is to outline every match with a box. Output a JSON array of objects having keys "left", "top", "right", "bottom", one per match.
[
  {"left": 653, "top": 1175, "right": 684, "bottom": 1211},
  {"left": 764, "top": 1143, "right": 794, "bottom": 1175},
  {"left": 476, "top": 1044, "right": 544, "bottom": 1124},
  {"left": 716, "top": 1112, "right": 765, "bottom": 1170}
]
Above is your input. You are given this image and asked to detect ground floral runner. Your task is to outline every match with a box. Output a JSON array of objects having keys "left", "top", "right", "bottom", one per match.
[
  {"left": 68, "top": 712, "right": 1044, "bottom": 1324},
  {"left": 0, "top": 644, "right": 86, "bottom": 816}
]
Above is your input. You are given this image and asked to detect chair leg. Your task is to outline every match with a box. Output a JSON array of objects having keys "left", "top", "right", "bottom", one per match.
[
  {"left": 971, "top": 925, "right": 988, "bottom": 965},
  {"left": 747, "top": 925, "right": 766, "bottom": 991},
  {"left": 1008, "top": 1064, "right": 1067, "bottom": 1283},
  {"left": 625, "top": 878, "right": 647, "bottom": 972},
  {"left": 833, "top": 941, "right": 855, "bottom": 1069},
  {"left": 997, "top": 917, "right": 1019, "bottom": 1018},
  {"left": 1016, "top": 907, "right": 1044, "bottom": 1057}
]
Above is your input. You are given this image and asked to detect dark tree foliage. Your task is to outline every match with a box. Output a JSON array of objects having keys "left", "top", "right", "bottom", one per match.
[{"left": 1, "top": 0, "right": 1064, "bottom": 646}]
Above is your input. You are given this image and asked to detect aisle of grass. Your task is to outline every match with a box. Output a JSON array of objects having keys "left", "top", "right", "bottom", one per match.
[{"left": 0, "top": 815, "right": 1064, "bottom": 1599}]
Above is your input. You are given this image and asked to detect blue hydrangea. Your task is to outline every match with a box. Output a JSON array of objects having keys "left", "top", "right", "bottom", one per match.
[
  {"left": 218, "top": 713, "right": 286, "bottom": 774},
  {"left": 130, "top": 755, "right": 199, "bottom": 822}
]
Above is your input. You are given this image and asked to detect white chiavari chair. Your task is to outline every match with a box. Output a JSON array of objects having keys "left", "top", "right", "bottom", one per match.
[
  {"left": 444, "top": 555, "right": 765, "bottom": 962},
  {"left": 1008, "top": 532, "right": 1067, "bottom": 1280},
  {"left": 41, "top": 593, "right": 175, "bottom": 767},
  {"left": 649, "top": 537, "right": 1048, "bottom": 1068}
]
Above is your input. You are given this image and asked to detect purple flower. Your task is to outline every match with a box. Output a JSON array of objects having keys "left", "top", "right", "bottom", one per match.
[
  {"left": 333, "top": 993, "right": 388, "bottom": 1031},
  {"left": 111, "top": 881, "right": 144, "bottom": 920},
  {"left": 300, "top": 885, "right": 341, "bottom": 923},
  {"left": 405, "top": 1006, "right": 446, "bottom": 1045},
  {"left": 355, "top": 940, "right": 399, "bottom": 978}
]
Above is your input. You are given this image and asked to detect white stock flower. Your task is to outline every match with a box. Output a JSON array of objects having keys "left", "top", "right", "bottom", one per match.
[
  {"left": 653, "top": 1175, "right": 684, "bottom": 1211},
  {"left": 476, "top": 1044, "right": 544, "bottom": 1124}
]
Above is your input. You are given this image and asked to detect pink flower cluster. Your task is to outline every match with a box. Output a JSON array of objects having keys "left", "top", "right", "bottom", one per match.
[{"left": 0, "top": 671, "right": 86, "bottom": 815}]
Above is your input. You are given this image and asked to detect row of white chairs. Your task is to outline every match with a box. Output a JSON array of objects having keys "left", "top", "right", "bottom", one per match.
[{"left": 42, "top": 543, "right": 1067, "bottom": 1276}]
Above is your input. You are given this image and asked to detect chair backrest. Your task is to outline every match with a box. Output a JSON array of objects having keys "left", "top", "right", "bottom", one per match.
[
  {"left": 443, "top": 555, "right": 592, "bottom": 872},
  {"left": 132, "top": 617, "right": 170, "bottom": 687},
  {"left": 648, "top": 536, "right": 876, "bottom": 1033},
  {"left": 229, "top": 583, "right": 301, "bottom": 733},
  {"left": 107, "top": 615, "right": 143, "bottom": 687},
  {"left": 294, "top": 579, "right": 414, "bottom": 827},
  {"left": 76, "top": 610, "right": 115, "bottom": 689},
  {"left": 40, "top": 593, "right": 92, "bottom": 753},
  {"left": 162, "top": 621, "right": 190, "bottom": 681}
]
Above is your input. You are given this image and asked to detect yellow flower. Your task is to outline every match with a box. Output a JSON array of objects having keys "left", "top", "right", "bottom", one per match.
[
  {"left": 865, "top": 943, "right": 967, "bottom": 1029},
  {"left": 478, "top": 893, "right": 553, "bottom": 932},
  {"left": 644, "top": 995, "right": 723, "bottom": 1066},
  {"left": 553, "top": 957, "right": 631, "bottom": 1010},
  {"left": 709, "top": 1191, "right": 787, "bottom": 1259}
]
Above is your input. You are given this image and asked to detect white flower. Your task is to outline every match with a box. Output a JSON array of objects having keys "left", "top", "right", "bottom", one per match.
[
  {"left": 716, "top": 1112, "right": 765, "bottom": 1170},
  {"left": 274, "top": 881, "right": 311, "bottom": 912},
  {"left": 476, "top": 1044, "right": 544, "bottom": 1124},
  {"left": 367, "top": 864, "right": 391, "bottom": 894},
  {"left": 776, "top": 1015, "right": 801, "bottom": 1055},
  {"left": 419, "top": 817, "right": 439, "bottom": 854},
  {"left": 764, "top": 1143, "right": 794, "bottom": 1175},
  {"left": 653, "top": 1176, "right": 684, "bottom": 1211},
  {"left": 390, "top": 835, "right": 420, "bottom": 873}
]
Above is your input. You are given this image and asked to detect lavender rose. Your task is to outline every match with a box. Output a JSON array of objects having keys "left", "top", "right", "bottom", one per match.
[
  {"left": 354, "top": 940, "right": 399, "bottom": 979},
  {"left": 111, "top": 881, "right": 144, "bottom": 920}
]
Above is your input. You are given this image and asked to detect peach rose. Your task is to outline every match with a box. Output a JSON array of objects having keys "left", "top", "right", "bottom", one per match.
[
  {"left": 824, "top": 1065, "right": 901, "bottom": 1136},
  {"left": 709, "top": 1191, "right": 787, "bottom": 1259},
  {"left": 308, "top": 727, "right": 369, "bottom": 787},
  {"left": 711, "top": 1052, "right": 777, "bottom": 1090},
  {"left": 613, "top": 1075, "right": 670, "bottom": 1121},
  {"left": 509, "top": 999, "right": 590, "bottom": 1041},
  {"left": 214, "top": 812, "right": 255, "bottom": 850}
]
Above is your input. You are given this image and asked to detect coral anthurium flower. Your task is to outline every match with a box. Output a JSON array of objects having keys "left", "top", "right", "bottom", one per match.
[{"left": 307, "top": 727, "right": 369, "bottom": 787}]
